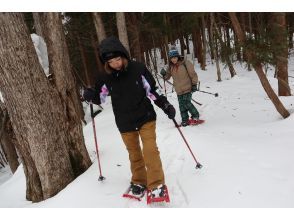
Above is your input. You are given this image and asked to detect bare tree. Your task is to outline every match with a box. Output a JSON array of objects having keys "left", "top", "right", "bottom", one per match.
[
  {"left": 229, "top": 12, "right": 290, "bottom": 119},
  {"left": 271, "top": 13, "right": 291, "bottom": 96},
  {"left": 201, "top": 14, "right": 207, "bottom": 70},
  {"left": 213, "top": 14, "right": 236, "bottom": 78},
  {"left": 0, "top": 13, "right": 88, "bottom": 202},
  {"left": 92, "top": 13, "right": 107, "bottom": 73},
  {"left": 116, "top": 12, "right": 130, "bottom": 55},
  {"left": 127, "top": 13, "right": 143, "bottom": 62},
  {"left": 36, "top": 13, "right": 92, "bottom": 175},
  {"left": 210, "top": 13, "right": 222, "bottom": 81},
  {"left": 92, "top": 12, "right": 106, "bottom": 43}
]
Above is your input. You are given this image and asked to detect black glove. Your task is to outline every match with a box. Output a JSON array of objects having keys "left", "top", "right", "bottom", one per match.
[
  {"left": 191, "top": 84, "right": 198, "bottom": 93},
  {"left": 163, "top": 103, "right": 176, "bottom": 119},
  {"left": 160, "top": 68, "right": 167, "bottom": 77},
  {"left": 154, "top": 95, "right": 176, "bottom": 119},
  {"left": 83, "top": 88, "right": 101, "bottom": 105}
]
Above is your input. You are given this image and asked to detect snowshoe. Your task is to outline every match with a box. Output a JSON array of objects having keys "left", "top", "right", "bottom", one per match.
[
  {"left": 122, "top": 183, "right": 146, "bottom": 201},
  {"left": 147, "top": 184, "right": 170, "bottom": 204},
  {"left": 188, "top": 118, "right": 205, "bottom": 126}
]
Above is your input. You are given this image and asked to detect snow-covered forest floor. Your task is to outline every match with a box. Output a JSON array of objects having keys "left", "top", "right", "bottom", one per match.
[{"left": 1, "top": 52, "right": 294, "bottom": 208}]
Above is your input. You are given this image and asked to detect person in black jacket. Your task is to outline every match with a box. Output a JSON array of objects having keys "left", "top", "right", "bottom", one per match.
[{"left": 83, "top": 36, "right": 175, "bottom": 200}]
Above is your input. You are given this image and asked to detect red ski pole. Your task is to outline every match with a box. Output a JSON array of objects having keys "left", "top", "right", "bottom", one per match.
[
  {"left": 172, "top": 118, "right": 203, "bottom": 169},
  {"left": 90, "top": 102, "right": 105, "bottom": 181}
]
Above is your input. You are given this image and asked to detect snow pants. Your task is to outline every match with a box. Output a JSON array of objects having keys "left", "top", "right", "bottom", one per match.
[
  {"left": 178, "top": 92, "right": 199, "bottom": 122},
  {"left": 120, "top": 120, "right": 165, "bottom": 190}
]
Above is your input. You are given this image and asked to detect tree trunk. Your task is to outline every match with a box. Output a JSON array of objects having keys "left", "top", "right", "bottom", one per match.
[
  {"left": 0, "top": 109, "right": 19, "bottom": 173},
  {"left": 240, "top": 13, "right": 248, "bottom": 62},
  {"left": 213, "top": 18, "right": 237, "bottom": 77},
  {"left": 161, "top": 38, "right": 168, "bottom": 65},
  {"left": 0, "top": 146, "right": 7, "bottom": 167},
  {"left": 185, "top": 34, "right": 190, "bottom": 54},
  {"left": 195, "top": 28, "right": 203, "bottom": 67},
  {"left": 140, "top": 32, "right": 146, "bottom": 65},
  {"left": 116, "top": 12, "right": 130, "bottom": 56},
  {"left": 163, "top": 13, "right": 170, "bottom": 61},
  {"left": 271, "top": 13, "right": 291, "bottom": 96},
  {"left": 0, "top": 12, "right": 80, "bottom": 202},
  {"left": 151, "top": 35, "right": 158, "bottom": 74},
  {"left": 163, "top": 42, "right": 169, "bottom": 64},
  {"left": 247, "top": 12, "right": 253, "bottom": 71},
  {"left": 289, "top": 28, "right": 293, "bottom": 49},
  {"left": 234, "top": 32, "right": 242, "bottom": 61},
  {"left": 77, "top": 35, "right": 91, "bottom": 86},
  {"left": 91, "top": 34, "right": 104, "bottom": 73},
  {"left": 201, "top": 15, "right": 207, "bottom": 70},
  {"left": 39, "top": 13, "right": 92, "bottom": 176},
  {"left": 179, "top": 35, "right": 185, "bottom": 56},
  {"left": 32, "top": 13, "right": 44, "bottom": 37},
  {"left": 92, "top": 12, "right": 107, "bottom": 73},
  {"left": 192, "top": 31, "right": 198, "bottom": 60},
  {"left": 229, "top": 12, "right": 290, "bottom": 119},
  {"left": 207, "top": 18, "right": 215, "bottom": 61},
  {"left": 92, "top": 12, "right": 106, "bottom": 43},
  {"left": 127, "top": 13, "right": 142, "bottom": 62},
  {"left": 210, "top": 13, "right": 222, "bottom": 81},
  {"left": 146, "top": 49, "right": 151, "bottom": 68},
  {"left": 1, "top": 130, "right": 19, "bottom": 173},
  {"left": 225, "top": 24, "right": 231, "bottom": 47}
]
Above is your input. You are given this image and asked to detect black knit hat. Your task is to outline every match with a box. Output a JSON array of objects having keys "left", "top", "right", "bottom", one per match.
[{"left": 101, "top": 51, "right": 126, "bottom": 63}]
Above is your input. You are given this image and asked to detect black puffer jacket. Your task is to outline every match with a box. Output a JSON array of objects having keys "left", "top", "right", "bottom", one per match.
[{"left": 98, "top": 37, "right": 163, "bottom": 133}]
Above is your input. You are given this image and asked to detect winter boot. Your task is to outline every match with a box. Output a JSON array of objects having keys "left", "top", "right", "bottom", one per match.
[
  {"left": 123, "top": 183, "right": 147, "bottom": 201},
  {"left": 181, "top": 121, "right": 189, "bottom": 127},
  {"left": 147, "top": 184, "right": 170, "bottom": 204}
]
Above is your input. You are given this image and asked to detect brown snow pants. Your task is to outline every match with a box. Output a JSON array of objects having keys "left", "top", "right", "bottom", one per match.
[{"left": 120, "top": 120, "right": 165, "bottom": 190}]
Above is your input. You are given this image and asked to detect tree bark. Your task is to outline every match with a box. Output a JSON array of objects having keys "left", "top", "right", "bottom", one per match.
[
  {"left": 179, "top": 35, "right": 185, "bottom": 56},
  {"left": 32, "top": 13, "right": 44, "bottom": 37},
  {"left": 240, "top": 13, "right": 248, "bottom": 62},
  {"left": 0, "top": 12, "right": 78, "bottom": 202},
  {"left": 195, "top": 28, "right": 203, "bottom": 67},
  {"left": 92, "top": 12, "right": 106, "bottom": 43},
  {"left": 271, "top": 13, "right": 291, "bottom": 96},
  {"left": 91, "top": 34, "right": 104, "bottom": 73},
  {"left": 39, "top": 13, "right": 92, "bottom": 176},
  {"left": 161, "top": 38, "right": 168, "bottom": 65},
  {"left": 210, "top": 13, "right": 222, "bottom": 81},
  {"left": 185, "top": 34, "right": 190, "bottom": 54},
  {"left": 201, "top": 15, "right": 207, "bottom": 70},
  {"left": 207, "top": 17, "right": 215, "bottom": 61},
  {"left": 247, "top": 12, "right": 253, "bottom": 71},
  {"left": 0, "top": 108, "right": 19, "bottom": 173},
  {"left": 77, "top": 35, "right": 91, "bottom": 86},
  {"left": 192, "top": 31, "right": 198, "bottom": 60},
  {"left": 213, "top": 17, "right": 236, "bottom": 77},
  {"left": 229, "top": 12, "right": 290, "bottom": 119},
  {"left": 116, "top": 12, "right": 131, "bottom": 56},
  {"left": 163, "top": 13, "right": 170, "bottom": 61},
  {"left": 0, "top": 146, "right": 7, "bottom": 167},
  {"left": 127, "top": 13, "right": 143, "bottom": 62}
]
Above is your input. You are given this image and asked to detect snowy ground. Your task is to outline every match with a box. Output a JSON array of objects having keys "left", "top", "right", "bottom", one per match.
[{"left": 1, "top": 57, "right": 294, "bottom": 208}]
